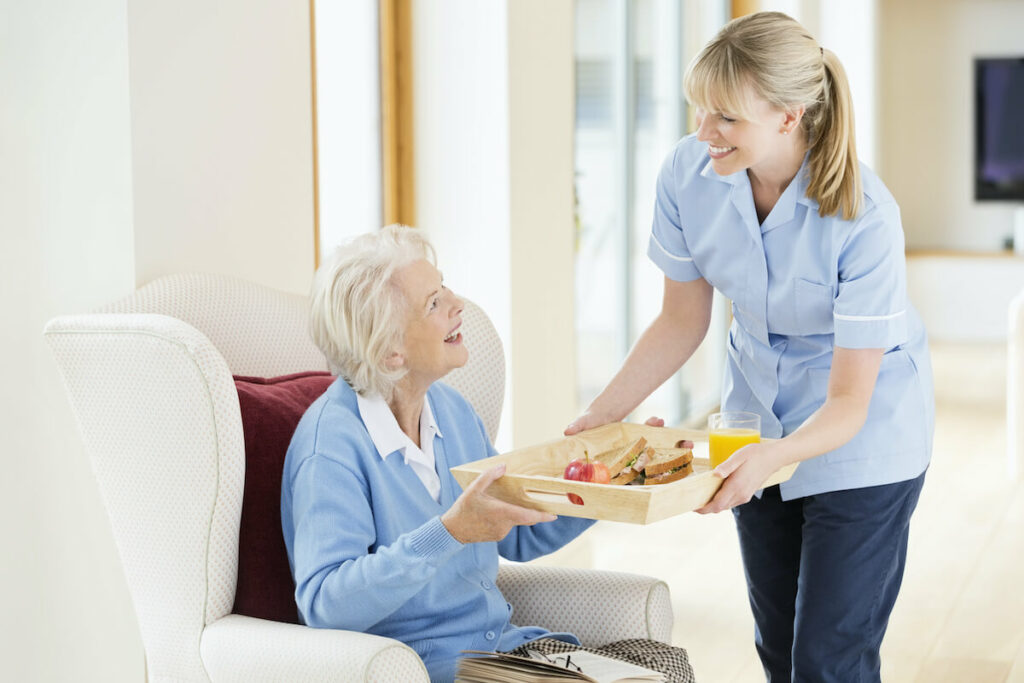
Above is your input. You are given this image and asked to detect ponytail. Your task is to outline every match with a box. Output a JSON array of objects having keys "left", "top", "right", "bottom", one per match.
[{"left": 805, "top": 49, "right": 861, "bottom": 220}]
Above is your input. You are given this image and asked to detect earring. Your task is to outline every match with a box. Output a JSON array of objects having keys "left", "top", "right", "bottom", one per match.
[{"left": 782, "top": 129, "right": 789, "bottom": 135}]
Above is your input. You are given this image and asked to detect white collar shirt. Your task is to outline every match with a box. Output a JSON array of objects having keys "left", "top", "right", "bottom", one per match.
[{"left": 356, "top": 391, "right": 443, "bottom": 503}]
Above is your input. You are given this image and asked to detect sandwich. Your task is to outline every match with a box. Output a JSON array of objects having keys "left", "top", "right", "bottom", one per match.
[
  {"left": 643, "top": 446, "right": 694, "bottom": 485},
  {"left": 591, "top": 437, "right": 649, "bottom": 485}
]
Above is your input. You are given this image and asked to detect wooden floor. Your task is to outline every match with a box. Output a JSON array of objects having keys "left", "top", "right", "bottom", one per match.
[{"left": 535, "top": 342, "right": 1022, "bottom": 682}]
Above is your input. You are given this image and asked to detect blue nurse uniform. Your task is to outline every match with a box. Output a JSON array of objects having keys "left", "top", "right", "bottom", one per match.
[{"left": 647, "top": 133, "right": 933, "bottom": 681}]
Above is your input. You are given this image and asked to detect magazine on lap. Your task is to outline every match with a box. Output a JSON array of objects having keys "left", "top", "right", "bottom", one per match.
[{"left": 456, "top": 649, "right": 665, "bottom": 683}]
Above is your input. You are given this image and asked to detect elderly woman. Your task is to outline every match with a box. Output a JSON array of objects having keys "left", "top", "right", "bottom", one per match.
[{"left": 281, "top": 225, "right": 694, "bottom": 683}]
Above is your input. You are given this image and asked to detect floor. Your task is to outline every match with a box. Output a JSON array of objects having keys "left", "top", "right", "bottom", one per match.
[{"left": 534, "top": 342, "right": 1022, "bottom": 682}]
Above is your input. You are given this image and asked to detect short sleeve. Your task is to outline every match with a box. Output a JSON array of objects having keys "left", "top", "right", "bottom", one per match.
[
  {"left": 833, "top": 201, "right": 909, "bottom": 349},
  {"left": 647, "top": 146, "right": 703, "bottom": 282}
]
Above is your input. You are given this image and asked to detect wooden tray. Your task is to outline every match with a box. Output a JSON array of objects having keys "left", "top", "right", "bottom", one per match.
[{"left": 450, "top": 422, "right": 798, "bottom": 525}]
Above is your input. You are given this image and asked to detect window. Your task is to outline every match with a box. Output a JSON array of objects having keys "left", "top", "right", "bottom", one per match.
[
  {"left": 573, "top": 0, "right": 729, "bottom": 425},
  {"left": 312, "top": 0, "right": 384, "bottom": 258}
]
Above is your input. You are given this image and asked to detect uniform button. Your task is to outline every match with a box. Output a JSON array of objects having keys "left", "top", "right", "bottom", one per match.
[
  {"left": 480, "top": 579, "right": 491, "bottom": 589},
  {"left": 485, "top": 631, "right": 496, "bottom": 641}
]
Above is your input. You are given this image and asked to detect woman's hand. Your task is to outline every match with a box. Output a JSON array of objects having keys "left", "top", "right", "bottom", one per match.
[
  {"left": 564, "top": 409, "right": 612, "bottom": 436},
  {"left": 565, "top": 413, "right": 664, "bottom": 436},
  {"left": 441, "top": 465, "right": 557, "bottom": 544},
  {"left": 695, "top": 443, "right": 782, "bottom": 514}
]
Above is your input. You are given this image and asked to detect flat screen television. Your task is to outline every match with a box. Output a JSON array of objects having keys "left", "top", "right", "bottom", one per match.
[{"left": 975, "top": 57, "right": 1024, "bottom": 201}]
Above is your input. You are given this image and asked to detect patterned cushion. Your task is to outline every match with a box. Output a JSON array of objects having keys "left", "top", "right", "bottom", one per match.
[{"left": 232, "top": 372, "right": 335, "bottom": 624}]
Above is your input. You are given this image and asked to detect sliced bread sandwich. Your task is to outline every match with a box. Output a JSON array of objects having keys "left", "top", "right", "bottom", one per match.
[{"left": 643, "top": 446, "right": 694, "bottom": 485}]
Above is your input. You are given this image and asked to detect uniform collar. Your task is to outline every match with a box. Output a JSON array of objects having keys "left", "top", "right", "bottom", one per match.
[
  {"left": 761, "top": 153, "right": 817, "bottom": 233},
  {"left": 356, "top": 391, "right": 443, "bottom": 462},
  {"left": 699, "top": 157, "right": 743, "bottom": 185},
  {"left": 700, "top": 153, "right": 818, "bottom": 233}
]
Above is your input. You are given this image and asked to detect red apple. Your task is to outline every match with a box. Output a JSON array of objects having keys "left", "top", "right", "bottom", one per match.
[
  {"left": 563, "top": 457, "right": 591, "bottom": 505},
  {"left": 563, "top": 452, "right": 610, "bottom": 505}
]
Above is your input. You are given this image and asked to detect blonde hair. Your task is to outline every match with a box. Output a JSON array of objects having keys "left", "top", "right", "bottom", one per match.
[
  {"left": 684, "top": 11, "right": 862, "bottom": 220},
  {"left": 310, "top": 224, "right": 435, "bottom": 400}
]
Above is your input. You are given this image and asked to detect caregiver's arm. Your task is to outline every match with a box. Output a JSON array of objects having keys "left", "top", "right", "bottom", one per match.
[
  {"left": 566, "top": 276, "right": 713, "bottom": 435},
  {"left": 697, "top": 346, "right": 884, "bottom": 513}
]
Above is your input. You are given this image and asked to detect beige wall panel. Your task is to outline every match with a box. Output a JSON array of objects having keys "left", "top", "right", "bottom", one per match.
[
  {"left": 880, "top": 0, "right": 1024, "bottom": 251},
  {"left": 127, "top": 1, "right": 315, "bottom": 293},
  {"left": 507, "top": 0, "right": 577, "bottom": 449}
]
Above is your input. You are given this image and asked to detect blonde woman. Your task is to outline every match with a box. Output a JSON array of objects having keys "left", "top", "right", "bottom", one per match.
[{"left": 567, "top": 12, "right": 932, "bottom": 682}]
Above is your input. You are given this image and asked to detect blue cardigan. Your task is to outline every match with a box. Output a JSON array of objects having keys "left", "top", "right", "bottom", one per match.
[{"left": 281, "top": 378, "right": 594, "bottom": 682}]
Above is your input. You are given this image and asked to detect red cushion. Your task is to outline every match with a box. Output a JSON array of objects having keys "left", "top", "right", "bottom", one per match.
[{"left": 232, "top": 371, "right": 335, "bottom": 624}]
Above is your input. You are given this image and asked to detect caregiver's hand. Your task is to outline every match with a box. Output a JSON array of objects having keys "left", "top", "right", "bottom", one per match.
[
  {"left": 696, "top": 442, "right": 784, "bottom": 514},
  {"left": 564, "top": 413, "right": 664, "bottom": 436}
]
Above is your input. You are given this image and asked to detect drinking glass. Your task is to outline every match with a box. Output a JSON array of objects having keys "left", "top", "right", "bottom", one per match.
[{"left": 708, "top": 411, "right": 761, "bottom": 469}]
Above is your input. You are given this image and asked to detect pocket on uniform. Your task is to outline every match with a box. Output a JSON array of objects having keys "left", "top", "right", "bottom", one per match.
[{"left": 794, "top": 278, "right": 835, "bottom": 336}]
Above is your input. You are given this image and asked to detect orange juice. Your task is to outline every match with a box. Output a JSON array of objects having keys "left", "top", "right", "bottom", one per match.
[{"left": 708, "top": 428, "right": 760, "bottom": 469}]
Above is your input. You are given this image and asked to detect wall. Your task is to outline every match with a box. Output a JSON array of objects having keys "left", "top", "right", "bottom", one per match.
[
  {"left": 908, "top": 254, "right": 1024, "bottom": 342},
  {"left": 2, "top": 2, "right": 316, "bottom": 680},
  {"left": 412, "top": 0, "right": 577, "bottom": 451},
  {"left": 880, "top": 0, "right": 1024, "bottom": 252},
  {"left": 1, "top": 1, "right": 141, "bottom": 681},
  {"left": 127, "top": 1, "right": 315, "bottom": 293}
]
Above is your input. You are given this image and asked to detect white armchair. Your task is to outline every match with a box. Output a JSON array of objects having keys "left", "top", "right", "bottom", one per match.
[{"left": 44, "top": 272, "right": 674, "bottom": 682}]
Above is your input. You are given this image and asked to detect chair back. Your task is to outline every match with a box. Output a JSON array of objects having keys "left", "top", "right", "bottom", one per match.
[
  {"left": 44, "top": 272, "right": 505, "bottom": 681},
  {"left": 99, "top": 272, "right": 505, "bottom": 439},
  {"left": 99, "top": 272, "right": 328, "bottom": 377}
]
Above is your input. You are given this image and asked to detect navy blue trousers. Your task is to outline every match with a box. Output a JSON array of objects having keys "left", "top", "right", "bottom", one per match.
[{"left": 732, "top": 472, "right": 925, "bottom": 682}]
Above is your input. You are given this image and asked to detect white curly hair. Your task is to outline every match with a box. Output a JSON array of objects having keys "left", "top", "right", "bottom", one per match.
[{"left": 310, "top": 224, "right": 436, "bottom": 400}]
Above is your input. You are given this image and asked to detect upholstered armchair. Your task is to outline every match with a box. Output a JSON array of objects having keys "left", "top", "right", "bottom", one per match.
[{"left": 44, "top": 273, "right": 674, "bottom": 682}]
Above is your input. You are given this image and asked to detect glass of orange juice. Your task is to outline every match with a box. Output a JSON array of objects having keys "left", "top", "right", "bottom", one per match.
[{"left": 708, "top": 411, "right": 761, "bottom": 469}]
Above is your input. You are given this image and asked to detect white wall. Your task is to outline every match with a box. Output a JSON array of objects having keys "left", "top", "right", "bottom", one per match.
[
  {"left": 908, "top": 255, "right": 1024, "bottom": 342},
  {"left": 880, "top": 0, "right": 1024, "bottom": 252},
  {"left": 412, "top": 0, "right": 577, "bottom": 450},
  {"left": 3, "top": 2, "right": 316, "bottom": 680},
  {"left": 1, "top": 1, "right": 141, "bottom": 681},
  {"left": 127, "top": 1, "right": 315, "bottom": 293}
]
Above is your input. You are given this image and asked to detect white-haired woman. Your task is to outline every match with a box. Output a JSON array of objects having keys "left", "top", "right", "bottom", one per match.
[
  {"left": 567, "top": 12, "right": 931, "bottom": 682},
  {"left": 281, "top": 225, "right": 695, "bottom": 683}
]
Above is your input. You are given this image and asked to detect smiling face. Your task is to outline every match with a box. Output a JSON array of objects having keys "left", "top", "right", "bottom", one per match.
[
  {"left": 694, "top": 85, "right": 799, "bottom": 179},
  {"left": 389, "top": 258, "right": 467, "bottom": 391}
]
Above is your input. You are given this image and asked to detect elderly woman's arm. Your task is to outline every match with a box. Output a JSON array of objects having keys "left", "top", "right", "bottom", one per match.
[
  {"left": 496, "top": 516, "right": 594, "bottom": 562},
  {"left": 289, "top": 453, "right": 562, "bottom": 630},
  {"left": 288, "top": 454, "right": 463, "bottom": 631},
  {"left": 451, "top": 411, "right": 596, "bottom": 562},
  {"left": 441, "top": 466, "right": 594, "bottom": 560}
]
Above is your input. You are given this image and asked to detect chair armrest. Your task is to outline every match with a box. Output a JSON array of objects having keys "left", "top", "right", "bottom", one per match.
[
  {"left": 200, "top": 614, "right": 428, "bottom": 683},
  {"left": 496, "top": 564, "right": 673, "bottom": 646}
]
